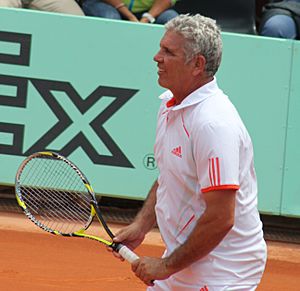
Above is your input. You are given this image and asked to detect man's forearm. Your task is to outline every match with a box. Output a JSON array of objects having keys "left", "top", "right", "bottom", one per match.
[
  {"left": 163, "top": 190, "right": 236, "bottom": 274},
  {"left": 163, "top": 211, "right": 234, "bottom": 274}
]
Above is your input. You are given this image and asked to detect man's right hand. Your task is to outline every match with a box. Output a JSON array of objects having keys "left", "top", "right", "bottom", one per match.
[{"left": 107, "top": 221, "right": 146, "bottom": 260}]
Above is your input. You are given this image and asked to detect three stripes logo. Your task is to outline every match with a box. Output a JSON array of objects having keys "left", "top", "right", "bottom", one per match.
[
  {"left": 209, "top": 157, "right": 221, "bottom": 187},
  {"left": 171, "top": 146, "right": 182, "bottom": 158}
]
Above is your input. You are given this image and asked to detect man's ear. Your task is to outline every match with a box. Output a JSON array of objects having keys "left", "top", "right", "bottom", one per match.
[{"left": 193, "top": 54, "right": 206, "bottom": 76}]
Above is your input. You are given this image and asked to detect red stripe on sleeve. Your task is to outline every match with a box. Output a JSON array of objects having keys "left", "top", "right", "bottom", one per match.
[
  {"left": 208, "top": 158, "right": 213, "bottom": 186},
  {"left": 201, "top": 184, "right": 240, "bottom": 193},
  {"left": 216, "top": 157, "right": 220, "bottom": 186},
  {"left": 211, "top": 158, "right": 216, "bottom": 186}
]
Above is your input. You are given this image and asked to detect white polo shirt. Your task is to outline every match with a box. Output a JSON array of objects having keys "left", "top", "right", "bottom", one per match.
[{"left": 152, "top": 78, "right": 267, "bottom": 289}]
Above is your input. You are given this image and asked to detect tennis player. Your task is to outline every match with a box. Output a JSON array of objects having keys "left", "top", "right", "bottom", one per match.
[{"left": 112, "top": 14, "right": 267, "bottom": 290}]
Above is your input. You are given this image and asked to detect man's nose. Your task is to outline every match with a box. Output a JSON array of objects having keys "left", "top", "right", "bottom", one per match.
[{"left": 153, "top": 51, "right": 162, "bottom": 63}]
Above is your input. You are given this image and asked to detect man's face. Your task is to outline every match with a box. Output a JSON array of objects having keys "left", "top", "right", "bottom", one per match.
[{"left": 153, "top": 30, "right": 195, "bottom": 92}]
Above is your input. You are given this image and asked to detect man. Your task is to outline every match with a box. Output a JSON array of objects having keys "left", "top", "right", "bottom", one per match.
[{"left": 112, "top": 14, "right": 267, "bottom": 290}]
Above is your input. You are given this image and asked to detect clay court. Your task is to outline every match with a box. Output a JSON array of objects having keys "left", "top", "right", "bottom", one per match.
[{"left": 0, "top": 212, "right": 300, "bottom": 291}]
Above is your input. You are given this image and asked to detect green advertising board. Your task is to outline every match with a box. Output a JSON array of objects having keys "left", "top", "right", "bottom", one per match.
[
  {"left": 281, "top": 41, "right": 300, "bottom": 217},
  {"left": 1, "top": 8, "right": 300, "bottom": 217},
  {"left": 0, "top": 8, "right": 164, "bottom": 199}
]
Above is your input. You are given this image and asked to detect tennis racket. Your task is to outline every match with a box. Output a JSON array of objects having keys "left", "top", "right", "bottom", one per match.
[{"left": 15, "top": 151, "right": 139, "bottom": 263}]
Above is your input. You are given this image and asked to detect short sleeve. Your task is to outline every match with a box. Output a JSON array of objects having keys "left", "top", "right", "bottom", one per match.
[{"left": 193, "top": 121, "right": 240, "bottom": 193}]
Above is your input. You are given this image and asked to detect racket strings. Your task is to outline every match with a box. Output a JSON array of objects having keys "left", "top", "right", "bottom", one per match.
[
  {"left": 21, "top": 166, "right": 90, "bottom": 233},
  {"left": 31, "top": 159, "right": 91, "bottom": 217},
  {"left": 22, "top": 186, "right": 89, "bottom": 231},
  {"left": 18, "top": 157, "right": 93, "bottom": 234}
]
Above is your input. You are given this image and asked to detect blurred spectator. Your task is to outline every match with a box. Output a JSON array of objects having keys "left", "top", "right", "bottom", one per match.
[
  {"left": 0, "top": 0, "right": 85, "bottom": 15},
  {"left": 82, "top": 0, "right": 178, "bottom": 24},
  {"left": 259, "top": 0, "right": 300, "bottom": 39}
]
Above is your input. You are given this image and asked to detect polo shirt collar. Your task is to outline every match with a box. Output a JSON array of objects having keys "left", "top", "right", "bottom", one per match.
[{"left": 159, "top": 77, "right": 220, "bottom": 110}]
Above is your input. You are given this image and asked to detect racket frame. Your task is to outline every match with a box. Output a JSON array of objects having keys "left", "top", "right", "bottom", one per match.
[{"left": 15, "top": 151, "right": 139, "bottom": 263}]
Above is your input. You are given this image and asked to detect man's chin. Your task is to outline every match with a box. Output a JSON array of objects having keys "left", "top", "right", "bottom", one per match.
[{"left": 158, "top": 78, "right": 168, "bottom": 89}]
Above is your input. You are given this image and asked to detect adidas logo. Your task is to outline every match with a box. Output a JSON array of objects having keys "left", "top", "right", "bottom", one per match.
[{"left": 171, "top": 146, "right": 182, "bottom": 158}]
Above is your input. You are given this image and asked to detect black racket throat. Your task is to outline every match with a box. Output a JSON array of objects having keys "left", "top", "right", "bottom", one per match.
[
  {"left": 91, "top": 203, "right": 124, "bottom": 252},
  {"left": 92, "top": 201, "right": 115, "bottom": 240}
]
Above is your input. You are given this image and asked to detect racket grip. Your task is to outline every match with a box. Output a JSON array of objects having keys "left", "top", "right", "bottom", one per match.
[{"left": 117, "top": 244, "right": 139, "bottom": 263}]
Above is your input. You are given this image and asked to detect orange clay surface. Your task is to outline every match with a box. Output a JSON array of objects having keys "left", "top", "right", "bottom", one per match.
[{"left": 0, "top": 212, "right": 300, "bottom": 291}]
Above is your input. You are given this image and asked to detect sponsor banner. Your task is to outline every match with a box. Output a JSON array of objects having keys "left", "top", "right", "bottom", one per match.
[
  {"left": 1, "top": 9, "right": 300, "bottom": 217},
  {"left": 0, "top": 9, "right": 163, "bottom": 199}
]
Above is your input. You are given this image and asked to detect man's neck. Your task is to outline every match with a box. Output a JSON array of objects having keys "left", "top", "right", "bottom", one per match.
[{"left": 172, "top": 76, "right": 214, "bottom": 105}]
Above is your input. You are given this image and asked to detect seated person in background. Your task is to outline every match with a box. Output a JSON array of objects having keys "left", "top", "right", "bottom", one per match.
[
  {"left": 259, "top": 0, "right": 300, "bottom": 39},
  {"left": 82, "top": 0, "right": 178, "bottom": 24},
  {"left": 0, "top": 0, "right": 84, "bottom": 16}
]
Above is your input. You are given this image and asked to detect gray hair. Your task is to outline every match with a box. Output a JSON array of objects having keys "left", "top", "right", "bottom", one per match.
[{"left": 165, "top": 14, "right": 223, "bottom": 77}]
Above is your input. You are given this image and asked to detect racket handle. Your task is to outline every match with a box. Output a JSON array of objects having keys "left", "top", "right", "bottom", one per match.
[{"left": 117, "top": 244, "right": 139, "bottom": 263}]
